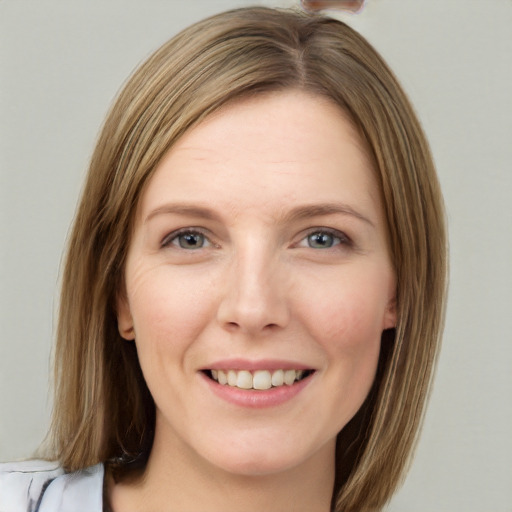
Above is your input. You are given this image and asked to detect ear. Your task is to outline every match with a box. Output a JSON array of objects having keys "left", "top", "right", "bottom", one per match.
[
  {"left": 116, "top": 292, "right": 135, "bottom": 340},
  {"left": 382, "top": 295, "right": 397, "bottom": 330}
]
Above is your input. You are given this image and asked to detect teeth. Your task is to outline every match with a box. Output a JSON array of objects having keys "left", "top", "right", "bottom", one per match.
[
  {"left": 227, "top": 370, "right": 237, "bottom": 387},
  {"left": 218, "top": 370, "right": 227, "bottom": 385},
  {"left": 271, "top": 369, "right": 284, "bottom": 387},
  {"left": 236, "top": 370, "right": 253, "bottom": 389},
  {"left": 211, "top": 369, "right": 308, "bottom": 390},
  {"left": 284, "top": 369, "right": 296, "bottom": 386},
  {"left": 253, "top": 370, "right": 272, "bottom": 390}
]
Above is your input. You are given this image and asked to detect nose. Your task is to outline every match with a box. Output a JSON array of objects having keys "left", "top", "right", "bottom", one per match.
[{"left": 216, "top": 242, "right": 290, "bottom": 336}]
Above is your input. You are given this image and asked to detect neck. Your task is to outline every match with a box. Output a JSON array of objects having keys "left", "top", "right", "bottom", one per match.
[{"left": 109, "top": 428, "right": 336, "bottom": 512}]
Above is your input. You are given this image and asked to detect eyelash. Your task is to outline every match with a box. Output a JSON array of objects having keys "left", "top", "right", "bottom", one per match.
[
  {"left": 160, "top": 227, "right": 352, "bottom": 251},
  {"left": 161, "top": 228, "right": 213, "bottom": 250},
  {"left": 297, "top": 228, "right": 352, "bottom": 250}
]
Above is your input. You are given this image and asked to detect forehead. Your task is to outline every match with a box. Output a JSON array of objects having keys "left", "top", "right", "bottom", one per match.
[{"left": 138, "top": 90, "right": 381, "bottom": 223}]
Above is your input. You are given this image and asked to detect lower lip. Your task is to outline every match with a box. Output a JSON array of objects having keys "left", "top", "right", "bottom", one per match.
[{"left": 200, "top": 372, "right": 313, "bottom": 409}]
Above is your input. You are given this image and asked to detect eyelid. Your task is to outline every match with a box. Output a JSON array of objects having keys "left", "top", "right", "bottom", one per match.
[
  {"left": 160, "top": 226, "right": 352, "bottom": 250},
  {"left": 296, "top": 227, "right": 352, "bottom": 248},
  {"left": 161, "top": 227, "right": 215, "bottom": 249}
]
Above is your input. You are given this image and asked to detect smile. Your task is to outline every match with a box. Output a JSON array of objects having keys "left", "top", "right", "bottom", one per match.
[{"left": 206, "top": 369, "right": 313, "bottom": 390}]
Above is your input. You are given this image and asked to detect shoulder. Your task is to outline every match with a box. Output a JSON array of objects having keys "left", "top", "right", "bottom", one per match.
[
  {"left": 0, "top": 460, "right": 64, "bottom": 511},
  {"left": 0, "top": 460, "right": 104, "bottom": 512}
]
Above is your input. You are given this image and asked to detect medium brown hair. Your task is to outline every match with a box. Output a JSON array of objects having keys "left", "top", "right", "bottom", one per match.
[{"left": 45, "top": 7, "right": 447, "bottom": 511}]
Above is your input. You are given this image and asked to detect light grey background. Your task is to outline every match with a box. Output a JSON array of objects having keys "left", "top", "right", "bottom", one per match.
[{"left": 1, "top": 1, "right": 511, "bottom": 510}]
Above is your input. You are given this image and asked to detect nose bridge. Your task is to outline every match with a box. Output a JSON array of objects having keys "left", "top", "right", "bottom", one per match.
[{"left": 217, "top": 235, "right": 289, "bottom": 334}]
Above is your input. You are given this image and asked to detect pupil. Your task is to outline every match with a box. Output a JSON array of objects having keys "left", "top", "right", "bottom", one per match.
[
  {"left": 180, "top": 233, "right": 203, "bottom": 249},
  {"left": 309, "top": 232, "right": 333, "bottom": 248}
]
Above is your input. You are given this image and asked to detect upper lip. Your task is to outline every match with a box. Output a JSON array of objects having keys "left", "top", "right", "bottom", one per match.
[{"left": 201, "top": 358, "right": 314, "bottom": 372}]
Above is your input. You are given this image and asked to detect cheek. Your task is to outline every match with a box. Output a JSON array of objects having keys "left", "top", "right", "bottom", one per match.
[
  {"left": 293, "top": 269, "right": 389, "bottom": 433},
  {"left": 296, "top": 266, "right": 392, "bottom": 359},
  {"left": 292, "top": 265, "right": 391, "bottom": 408},
  {"left": 127, "top": 264, "right": 215, "bottom": 353},
  {"left": 316, "top": 300, "right": 383, "bottom": 381}
]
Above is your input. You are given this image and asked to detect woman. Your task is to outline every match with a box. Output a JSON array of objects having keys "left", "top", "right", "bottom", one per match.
[{"left": 0, "top": 6, "right": 447, "bottom": 512}]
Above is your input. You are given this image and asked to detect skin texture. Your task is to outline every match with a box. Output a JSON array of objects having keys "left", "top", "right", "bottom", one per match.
[{"left": 113, "top": 90, "right": 396, "bottom": 512}]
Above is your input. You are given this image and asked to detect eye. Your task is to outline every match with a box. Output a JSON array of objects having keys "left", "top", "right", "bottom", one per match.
[
  {"left": 299, "top": 229, "right": 350, "bottom": 249},
  {"left": 162, "top": 229, "right": 211, "bottom": 250}
]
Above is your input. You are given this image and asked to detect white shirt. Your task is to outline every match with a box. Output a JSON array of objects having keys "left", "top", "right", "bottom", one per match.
[{"left": 0, "top": 460, "right": 104, "bottom": 512}]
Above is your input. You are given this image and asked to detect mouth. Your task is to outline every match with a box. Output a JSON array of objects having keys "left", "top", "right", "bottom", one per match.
[{"left": 203, "top": 368, "right": 315, "bottom": 391}]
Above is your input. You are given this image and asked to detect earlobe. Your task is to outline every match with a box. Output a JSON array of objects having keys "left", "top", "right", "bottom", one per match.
[{"left": 116, "top": 294, "right": 135, "bottom": 340}]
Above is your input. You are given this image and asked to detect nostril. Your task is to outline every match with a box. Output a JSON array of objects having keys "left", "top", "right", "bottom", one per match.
[{"left": 217, "top": 281, "right": 290, "bottom": 333}]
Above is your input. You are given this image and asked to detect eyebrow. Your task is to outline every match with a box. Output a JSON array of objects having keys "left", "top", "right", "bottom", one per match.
[
  {"left": 144, "top": 205, "right": 223, "bottom": 224},
  {"left": 283, "top": 203, "right": 375, "bottom": 227},
  {"left": 144, "top": 202, "right": 374, "bottom": 227}
]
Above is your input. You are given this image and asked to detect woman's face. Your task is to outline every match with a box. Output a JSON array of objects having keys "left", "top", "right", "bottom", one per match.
[{"left": 117, "top": 90, "right": 396, "bottom": 477}]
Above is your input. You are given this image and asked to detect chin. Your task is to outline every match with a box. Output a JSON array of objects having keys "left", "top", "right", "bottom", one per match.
[
  {"left": 198, "top": 432, "right": 334, "bottom": 479},
  {"left": 211, "top": 452, "right": 307, "bottom": 478}
]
